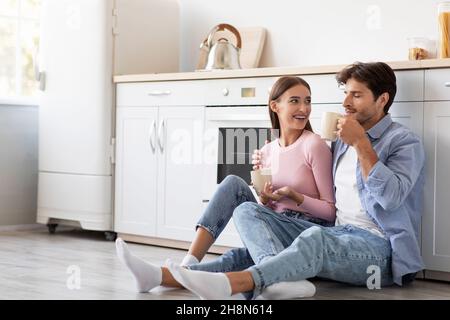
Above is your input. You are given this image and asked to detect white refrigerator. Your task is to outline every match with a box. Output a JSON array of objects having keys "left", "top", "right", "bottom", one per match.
[{"left": 36, "top": 0, "right": 179, "bottom": 237}]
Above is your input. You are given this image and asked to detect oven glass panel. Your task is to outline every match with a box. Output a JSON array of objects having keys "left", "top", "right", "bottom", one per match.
[{"left": 217, "top": 127, "right": 273, "bottom": 184}]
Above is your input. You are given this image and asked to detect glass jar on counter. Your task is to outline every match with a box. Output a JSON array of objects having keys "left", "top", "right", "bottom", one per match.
[
  {"left": 408, "top": 37, "right": 434, "bottom": 60},
  {"left": 438, "top": 1, "right": 450, "bottom": 58}
]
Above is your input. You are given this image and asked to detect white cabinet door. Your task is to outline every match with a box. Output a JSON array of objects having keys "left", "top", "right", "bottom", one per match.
[
  {"left": 423, "top": 102, "right": 450, "bottom": 272},
  {"left": 389, "top": 102, "right": 423, "bottom": 139},
  {"left": 115, "top": 107, "right": 159, "bottom": 236},
  {"left": 156, "top": 106, "right": 205, "bottom": 241}
]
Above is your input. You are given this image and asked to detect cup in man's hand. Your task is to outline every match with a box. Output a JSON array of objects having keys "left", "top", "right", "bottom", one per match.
[{"left": 320, "top": 111, "right": 344, "bottom": 141}]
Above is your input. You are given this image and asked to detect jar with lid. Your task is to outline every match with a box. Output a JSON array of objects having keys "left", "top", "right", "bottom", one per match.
[
  {"left": 407, "top": 37, "right": 433, "bottom": 60},
  {"left": 438, "top": 1, "right": 450, "bottom": 58}
]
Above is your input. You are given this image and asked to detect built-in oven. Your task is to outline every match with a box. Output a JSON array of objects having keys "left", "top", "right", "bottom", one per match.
[{"left": 201, "top": 106, "right": 273, "bottom": 203}]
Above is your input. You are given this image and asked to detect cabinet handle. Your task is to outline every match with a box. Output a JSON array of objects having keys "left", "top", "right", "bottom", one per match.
[
  {"left": 149, "top": 120, "right": 156, "bottom": 153},
  {"left": 33, "top": 44, "right": 46, "bottom": 91},
  {"left": 158, "top": 119, "right": 165, "bottom": 153},
  {"left": 148, "top": 90, "right": 171, "bottom": 96},
  {"left": 445, "top": 82, "right": 450, "bottom": 87}
]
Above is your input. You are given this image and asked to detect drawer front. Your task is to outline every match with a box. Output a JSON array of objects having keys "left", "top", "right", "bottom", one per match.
[
  {"left": 116, "top": 81, "right": 205, "bottom": 107},
  {"left": 425, "top": 68, "right": 450, "bottom": 101},
  {"left": 117, "top": 69, "right": 427, "bottom": 107},
  {"left": 395, "top": 70, "right": 424, "bottom": 102},
  {"left": 204, "top": 77, "right": 277, "bottom": 106},
  {"left": 301, "top": 74, "right": 343, "bottom": 104}
]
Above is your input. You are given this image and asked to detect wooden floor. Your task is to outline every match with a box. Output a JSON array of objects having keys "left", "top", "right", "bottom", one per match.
[{"left": 1, "top": 229, "right": 449, "bottom": 300}]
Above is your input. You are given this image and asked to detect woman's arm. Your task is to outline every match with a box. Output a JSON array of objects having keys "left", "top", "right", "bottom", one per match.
[{"left": 295, "top": 138, "right": 336, "bottom": 222}]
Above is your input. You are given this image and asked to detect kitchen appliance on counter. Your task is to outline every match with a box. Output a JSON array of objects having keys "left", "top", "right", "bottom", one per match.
[
  {"left": 197, "top": 23, "right": 242, "bottom": 70},
  {"left": 35, "top": 0, "right": 179, "bottom": 238},
  {"left": 197, "top": 24, "right": 267, "bottom": 71}
]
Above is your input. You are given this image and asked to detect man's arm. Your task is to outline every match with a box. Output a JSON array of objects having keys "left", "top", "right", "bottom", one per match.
[
  {"left": 363, "top": 134, "right": 424, "bottom": 211},
  {"left": 354, "top": 136, "right": 379, "bottom": 180},
  {"left": 337, "top": 116, "right": 425, "bottom": 211}
]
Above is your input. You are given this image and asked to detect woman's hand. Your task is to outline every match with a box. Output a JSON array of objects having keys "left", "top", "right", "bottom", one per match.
[
  {"left": 273, "top": 186, "right": 293, "bottom": 198},
  {"left": 260, "top": 184, "right": 305, "bottom": 207},
  {"left": 260, "top": 183, "right": 288, "bottom": 202},
  {"left": 258, "top": 182, "right": 271, "bottom": 205},
  {"left": 251, "top": 140, "right": 269, "bottom": 170},
  {"left": 252, "top": 149, "right": 262, "bottom": 170}
]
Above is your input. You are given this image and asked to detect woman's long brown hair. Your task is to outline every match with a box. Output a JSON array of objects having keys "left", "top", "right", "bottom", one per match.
[{"left": 268, "top": 76, "right": 313, "bottom": 136}]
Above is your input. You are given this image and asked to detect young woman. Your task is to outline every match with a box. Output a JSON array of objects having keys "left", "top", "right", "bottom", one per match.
[{"left": 115, "top": 76, "right": 336, "bottom": 299}]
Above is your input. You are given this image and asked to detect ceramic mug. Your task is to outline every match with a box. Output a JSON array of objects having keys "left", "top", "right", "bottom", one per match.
[
  {"left": 250, "top": 168, "right": 272, "bottom": 194},
  {"left": 320, "top": 111, "right": 343, "bottom": 141}
]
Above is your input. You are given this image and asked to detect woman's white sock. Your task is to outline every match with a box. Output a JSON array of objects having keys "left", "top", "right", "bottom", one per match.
[
  {"left": 166, "top": 259, "right": 232, "bottom": 300},
  {"left": 260, "top": 280, "right": 316, "bottom": 300},
  {"left": 180, "top": 254, "right": 199, "bottom": 267},
  {"left": 115, "top": 238, "right": 162, "bottom": 293}
]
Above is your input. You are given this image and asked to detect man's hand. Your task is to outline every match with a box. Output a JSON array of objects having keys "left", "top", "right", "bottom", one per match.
[
  {"left": 337, "top": 115, "right": 379, "bottom": 180},
  {"left": 336, "top": 116, "right": 366, "bottom": 146}
]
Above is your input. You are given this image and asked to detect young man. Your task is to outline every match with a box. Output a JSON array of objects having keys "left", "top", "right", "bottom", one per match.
[{"left": 117, "top": 62, "right": 425, "bottom": 300}]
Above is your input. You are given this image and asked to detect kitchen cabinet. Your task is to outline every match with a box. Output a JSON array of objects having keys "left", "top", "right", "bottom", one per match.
[
  {"left": 155, "top": 106, "right": 205, "bottom": 241},
  {"left": 422, "top": 68, "right": 450, "bottom": 279},
  {"left": 423, "top": 102, "right": 450, "bottom": 275},
  {"left": 115, "top": 107, "right": 158, "bottom": 236},
  {"left": 115, "top": 84, "right": 205, "bottom": 240}
]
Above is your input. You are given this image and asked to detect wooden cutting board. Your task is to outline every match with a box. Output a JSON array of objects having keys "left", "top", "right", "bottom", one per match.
[
  {"left": 197, "top": 26, "right": 267, "bottom": 69},
  {"left": 236, "top": 27, "right": 267, "bottom": 68}
]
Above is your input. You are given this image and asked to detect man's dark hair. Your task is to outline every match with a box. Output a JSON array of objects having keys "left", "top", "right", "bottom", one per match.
[{"left": 336, "top": 62, "right": 397, "bottom": 114}]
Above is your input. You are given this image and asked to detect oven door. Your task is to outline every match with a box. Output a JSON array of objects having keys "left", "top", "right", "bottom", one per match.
[{"left": 202, "top": 106, "right": 272, "bottom": 247}]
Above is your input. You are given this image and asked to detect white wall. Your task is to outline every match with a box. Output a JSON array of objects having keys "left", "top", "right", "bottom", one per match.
[
  {"left": 179, "top": 0, "right": 441, "bottom": 71},
  {"left": 0, "top": 105, "right": 38, "bottom": 226}
]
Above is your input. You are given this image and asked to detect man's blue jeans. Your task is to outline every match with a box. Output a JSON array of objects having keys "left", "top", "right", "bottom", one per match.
[{"left": 189, "top": 175, "right": 393, "bottom": 299}]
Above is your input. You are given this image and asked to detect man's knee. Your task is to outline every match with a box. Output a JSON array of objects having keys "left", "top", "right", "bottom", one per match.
[
  {"left": 301, "top": 225, "right": 323, "bottom": 236},
  {"left": 233, "top": 202, "right": 260, "bottom": 221},
  {"left": 293, "top": 226, "right": 324, "bottom": 246}
]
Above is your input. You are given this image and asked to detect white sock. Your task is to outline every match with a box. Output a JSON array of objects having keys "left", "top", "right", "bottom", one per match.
[
  {"left": 260, "top": 280, "right": 316, "bottom": 300},
  {"left": 180, "top": 254, "right": 199, "bottom": 267},
  {"left": 115, "top": 238, "right": 162, "bottom": 293},
  {"left": 166, "top": 259, "right": 232, "bottom": 300}
]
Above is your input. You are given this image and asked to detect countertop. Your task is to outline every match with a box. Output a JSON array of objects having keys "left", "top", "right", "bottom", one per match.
[{"left": 114, "top": 59, "right": 450, "bottom": 83}]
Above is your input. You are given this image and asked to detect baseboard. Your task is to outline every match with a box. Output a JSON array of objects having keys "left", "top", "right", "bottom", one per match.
[
  {"left": 0, "top": 224, "right": 46, "bottom": 232},
  {"left": 118, "top": 233, "right": 231, "bottom": 255},
  {"left": 424, "top": 270, "right": 450, "bottom": 282},
  {"left": 415, "top": 270, "right": 425, "bottom": 279}
]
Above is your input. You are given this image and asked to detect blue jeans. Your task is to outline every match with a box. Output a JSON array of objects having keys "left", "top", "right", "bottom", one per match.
[
  {"left": 194, "top": 175, "right": 257, "bottom": 239},
  {"left": 195, "top": 175, "right": 331, "bottom": 239},
  {"left": 190, "top": 175, "right": 393, "bottom": 299}
]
